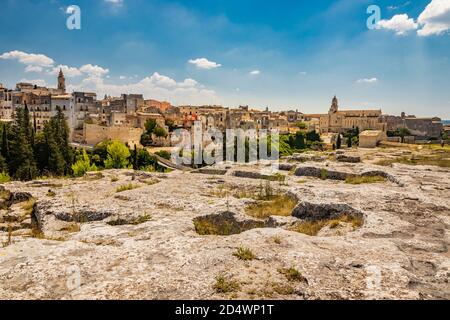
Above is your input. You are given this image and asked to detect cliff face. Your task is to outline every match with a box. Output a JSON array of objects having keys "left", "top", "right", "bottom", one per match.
[{"left": 0, "top": 148, "right": 449, "bottom": 300}]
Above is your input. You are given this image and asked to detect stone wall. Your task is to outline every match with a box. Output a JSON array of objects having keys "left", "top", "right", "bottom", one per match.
[{"left": 84, "top": 123, "right": 143, "bottom": 147}]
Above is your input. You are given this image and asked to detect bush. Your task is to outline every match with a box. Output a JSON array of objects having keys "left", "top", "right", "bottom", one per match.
[
  {"left": 154, "top": 126, "right": 168, "bottom": 138},
  {"left": 0, "top": 171, "right": 11, "bottom": 183},
  {"left": 140, "top": 133, "right": 152, "bottom": 147},
  {"left": 296, "top": 122, "right": 307, "bottom": 130},
  {"left": 104, "top": 140, "right": 131, "bottom": 169},
  {"left": 306, "top": 130, "right": 321, "bottom": 142},
  {"left": 72, "top": 150, "right": 97, "bottom": 177},
  {"left": 138, "top": 149, "right": 156, "bottom": 169},
  {"left": 155, "top": 150, "right": 171, "bottom": 160},
  {"left": 144, "top": 119, "right": 157, "bottom": 133}
]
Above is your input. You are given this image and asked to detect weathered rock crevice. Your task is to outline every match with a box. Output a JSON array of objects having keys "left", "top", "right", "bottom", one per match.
[
  {"left": 294, "top": 166, "right": 403, "bottom": 185},
  {"left": 292, "top": 201, "right": 364, "bottom": 222},
  {"left": 193, "top": 211, "right": 276, "bottom": 235}
]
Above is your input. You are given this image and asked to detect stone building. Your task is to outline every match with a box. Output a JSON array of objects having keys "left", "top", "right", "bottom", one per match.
[
  {"left": 0, "top": 84, "right": 13, "bottom": 122},
  {"left": 359, "top": 130, "right": 387, "bottom": 148},
  {"left": 319, "top": 96, "right": 386, "bottom": 134},
  {"left": 383, "top": 112, "right": 443, "bottom": 139}
]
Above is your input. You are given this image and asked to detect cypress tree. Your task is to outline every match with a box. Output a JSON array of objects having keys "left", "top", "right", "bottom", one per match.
[
  {"left": 1, "top": 123, "right": 10, "bottom": 160},
  {"left": 9, "top": 107, "right": 38, "bottom": 181},
  {"left": 132, "top": 144, "right": 138, "bottom": 170},
  {"left": 336, "top": 134, "right": 342, "bottom": 149},
  {"left": 43, "top": 116, "right": 66, "bottom": 176}
]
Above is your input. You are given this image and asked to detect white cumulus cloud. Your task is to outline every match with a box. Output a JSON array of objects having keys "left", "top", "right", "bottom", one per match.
[
  {"left": 68, "top": 72, "right": 218, "bottom": 105},
  {"left": 376, "top": 14, "right": 418, "bottom": 35},
  {"left": 25, "top": 65, "right": 44, "bottom": 73},
  {"left": 188, "top": 58, "right": 222, "bottom": 70},
  {"left": 79, "top": 64, "right": 110, "bottom": 77},
  {"left": 49, "top": 65, "right": 83, "bottom": 78},
  {"left": 249, "top": 70, "right": 261, "bottom": 75},
  {"left": 417, "top": 0, "right": 450, "bottom": 36},
  {"left": 0, "top": 50, "right": 54, "bottom": 67}
]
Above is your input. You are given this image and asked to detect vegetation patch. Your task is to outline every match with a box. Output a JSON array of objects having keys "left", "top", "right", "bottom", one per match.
[
  {"left": 233, "top": 247, "right": 256, "bottom": 261},
  {"left": 193, "top": 211, "right": 268, "bottom": 236},
  {"left": 376, "top": 154, "right": 450, "bottom": 168},
  {"left": 116, "top": 183, "right": 141, "bottom": 193},
  {"left": 271, "top": 282, "right": 295, "bottom": 296},
  {"left": 142, "top": 178, "right": 160, "bottom": 186},
  {"left": 107, "top": 213, "right": 152, "bottom": 226},
  {"left": 21, "top": 198, "right": 36, "bottom": 215},
  {"left": 345, "top": 175, "right": 386, "bottom": 184},
  {"left": 278, "top": 267, "right": 308, "bottom": 283},
  {"left": 245, "top": 194, "right": 298, "bottom": 219},
  {"left": 290, "top": 214, "right": 364, "bottom": 236},
  {"left": 214, "top": 275, "right": 240, "bottom": 294}
]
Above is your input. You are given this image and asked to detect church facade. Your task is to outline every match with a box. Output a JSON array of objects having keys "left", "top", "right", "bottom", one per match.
[{"left": 319, "top": 96, "right": 386, "bottom": 134}]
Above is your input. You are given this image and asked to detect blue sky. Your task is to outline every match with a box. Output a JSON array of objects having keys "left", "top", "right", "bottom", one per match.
[{"left": 0, "top": 0, "right": 449, "bottom": 118}]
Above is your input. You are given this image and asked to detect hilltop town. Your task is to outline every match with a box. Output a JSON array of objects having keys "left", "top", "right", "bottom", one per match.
[
  {"left": 0, "top": 70, "right": 449, "bottom": 301},
  {"left": 1, "top": 71, "right": 447, "bottom": 150}
]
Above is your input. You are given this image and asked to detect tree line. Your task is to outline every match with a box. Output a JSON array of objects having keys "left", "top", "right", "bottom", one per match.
[{"left": 0, "top": 104, "right": 164, "bottom": 182}]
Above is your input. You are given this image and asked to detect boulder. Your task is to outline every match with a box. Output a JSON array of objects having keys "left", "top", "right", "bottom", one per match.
[{"left": 336, "top": 155, "right": 361, "bottom": 163}]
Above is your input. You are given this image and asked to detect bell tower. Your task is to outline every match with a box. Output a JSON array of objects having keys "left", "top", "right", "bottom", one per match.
[
  {"left": 58, "top": 68, "right": 66, "bottom": 93},
  {"left": 329, "top": 95, "right": 338, "bottom": 114}
]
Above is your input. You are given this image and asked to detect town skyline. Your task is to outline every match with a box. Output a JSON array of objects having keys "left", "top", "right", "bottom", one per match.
[
  {"left": 0, "top": 74, "right": 447, "bottom": 120},
  {"left": 0, "top": 0, "right": 449, "bottom": 119}
]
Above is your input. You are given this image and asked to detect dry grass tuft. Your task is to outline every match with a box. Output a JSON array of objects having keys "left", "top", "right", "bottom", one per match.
[
  {"left": 214, "top": 275, "right": 240, "bottom": 294},
  {"left": 278, "top": 267, "right": 308, "bottom": 283},
  {"left": 116, "top": 184, "right": 141, "bottom": 193},
  {"left": 245, "top": 194, "right": 298, "bottom": 219},
  {"left": 290, "top": 214, "right": 363, "bottom": 236},
  {"left": 233, "top": 247, "right": 256, "bottom": 261},
  {"left": 345, "top": 175, "right": 386, "bottom": 184}
]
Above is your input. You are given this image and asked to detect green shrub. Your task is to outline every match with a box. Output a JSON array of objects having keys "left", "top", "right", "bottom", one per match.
[
  {"left": 0, "top": 171, "right": 11, "bottom": 183},
  {"left": 233, "top": 247, "right": 256, "bottom": 261},
  {"left": 72, "top": 150, "right": 97, "bottom": 177},
  {"left": 214, "top": 275, "right": 240, "bottom": 294},
  {"left": 104, "top": 140, "right": 131, "bottom": 169}
]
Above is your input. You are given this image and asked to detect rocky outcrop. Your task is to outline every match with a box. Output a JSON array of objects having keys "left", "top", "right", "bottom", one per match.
[
  {"left": 336, "top": 154, "right": 361, "bottom": 163},
  {"left": 193, "top": 211, "right": 275, "bottom": 235},
  {"left": 233, "top": 170, "right": 282, "bottom": 181},
  {"left": 0, "top": 152, "right": 448, "bottom": 300},
  {"left": 292, "top": 201, "right": 364, "bottom": 221},
  {"left": 294, "top": 166, "right": 403, "bottom": 186},
  {"left": 194, "top": 168, "right": 228, "bottom": 175},
  {"left": 295, "top": 166, "right": 349, "bottom": 180},
  {"left": 287, "top": 153, "right": 327, "bottom": 163},
  {"left": 278, "top": 163, "right": 296, "bottom": 171}
]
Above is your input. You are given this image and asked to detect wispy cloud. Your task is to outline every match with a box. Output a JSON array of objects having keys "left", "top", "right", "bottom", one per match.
[
  {"left": 387, "top": 1, "right": 411, "bottom": 10},
  {"left": 104, "top": 0, "right": 123, "bottom": 6},
  {"left": 357, "top": 77, "right": 378, "bottom": 84}
]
